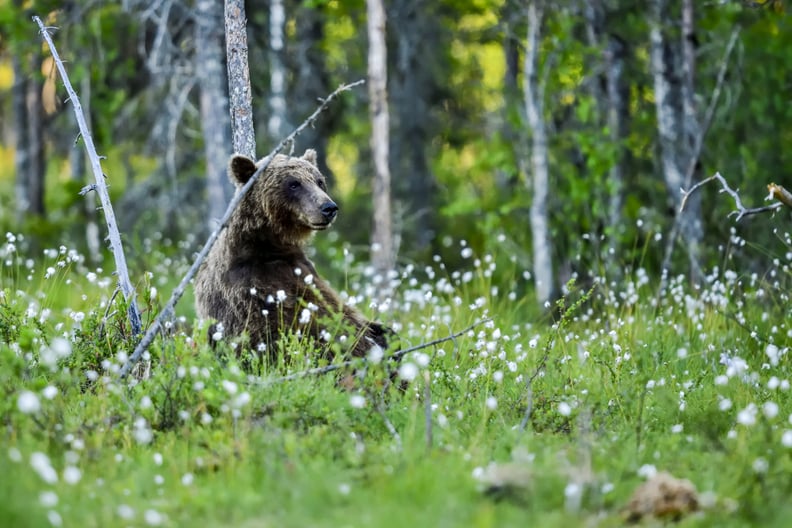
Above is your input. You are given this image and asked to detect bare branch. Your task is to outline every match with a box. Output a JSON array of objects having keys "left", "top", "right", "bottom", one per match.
[
  {"left": 258, "top": 318, "right": 490, "bottom": 386},
  {"left": 680, "top": 172, "right": 784, "bottom": 222},
  {"left": 33, "top": 15, "right": 142, "bottom": 336},
  {"left": 119, "top": 80, "right": 365, "bottom": 379}
]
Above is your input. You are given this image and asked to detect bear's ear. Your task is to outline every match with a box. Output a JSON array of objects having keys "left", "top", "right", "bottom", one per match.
[
  {"left": 228, "top": 154, "right": 258, "bottom": 186},
  {"left": 301, "top": 149, "right": 318, "bottom": 167}
]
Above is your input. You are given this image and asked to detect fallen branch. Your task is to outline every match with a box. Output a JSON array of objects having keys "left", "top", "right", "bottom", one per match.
[
  {"left": 680, "top": 172, "right": 784, "bottom": 221},
  {"left": 33, "top": 16, "right": 142, "bottom": 336},
  {"left": 119, "top": 80, "right": 365, "bottom": 379},
  {"left": 260, "top": 318, "right": 490, "bottom": 385}
]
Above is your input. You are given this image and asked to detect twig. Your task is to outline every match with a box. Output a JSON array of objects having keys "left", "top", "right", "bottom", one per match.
[
  {"left": 33, "top": 16, "right": 142, "bottom": 337},
  {"left": 119, "top": 80, "right": 365, "bottom": 379},
  {"left": 260, "top": 318, "right": 490, "bottom": 385},
  {"left": 680, "top": 172, "right": 784, "bottom": 221}
]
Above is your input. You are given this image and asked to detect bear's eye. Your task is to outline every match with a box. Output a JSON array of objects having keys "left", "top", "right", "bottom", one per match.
[
  {"left": 288, "top": 180, "right": 301, "bottom": 191},
  {"left": 317, "top": 180, "right": 327, "bottom": 191}
]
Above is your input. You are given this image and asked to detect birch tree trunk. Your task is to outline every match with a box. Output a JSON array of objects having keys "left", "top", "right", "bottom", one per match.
[
  {"left": 650, "top": 0, "right": 702, "bottom": 280},
  {"left": 367, "top": 0, "right": 394, "bottom": 274},
  {"left": 197, "top": 0, "right": 233, "bottom": 226},
  {"left": 225, "top": 0, "right": 256, "bottom": 159},
  {"left": 267, "top": 0, "right": 288, "bottom": 141},
  {"left": 524, "top": 2, "right": 555, "bottom": 308}
]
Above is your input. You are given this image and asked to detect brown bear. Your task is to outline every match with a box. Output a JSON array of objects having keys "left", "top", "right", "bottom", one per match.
[{"left": 194, "top": 149, "right": 391, "bottom": 365}]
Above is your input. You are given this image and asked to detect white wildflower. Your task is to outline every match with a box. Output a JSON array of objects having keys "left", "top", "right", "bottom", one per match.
[
  {"left": 18, "top": 391, "right": 41, "bottom": 414},
  {"left": 398, "top": 362, "right": 418, "bottom": 382}
]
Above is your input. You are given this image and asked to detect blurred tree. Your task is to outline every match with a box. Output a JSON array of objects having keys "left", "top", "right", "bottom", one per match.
[
  {"left": 367, "top": 0, "right": 394, "bottom": 274},
  {"left": 196, "top": 0, "right": 232, "bottom": 227},
  {"left": 267, "top": 0, "right": 288, "bottom": 142},
  {"left": 524, "top": 0, "right": 556, "bottom": 308},
  {"left": 650, "top": 0, "right": 703, "bottom": 281}
]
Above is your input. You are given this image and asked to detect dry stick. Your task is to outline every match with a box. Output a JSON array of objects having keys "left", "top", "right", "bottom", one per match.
[
  {"left": 33, "top": 17, "right": 142, "bottom": 336},
  {"left": 118, "top": 80, "right": 365, "bottom": 378},
  {"left": 261, "top": 318, "right": 490, "bottom": 385},
  {"left": 680, "top": 172, "right": 785, "bottom": 220},
  {"left": 660, "top": 28, "right": 740, "bottom": 280}
]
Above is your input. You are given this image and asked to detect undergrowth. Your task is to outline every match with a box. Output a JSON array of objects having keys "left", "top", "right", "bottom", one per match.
[{"left": 3, "top": 230, "right": 792, "bottom": 527}]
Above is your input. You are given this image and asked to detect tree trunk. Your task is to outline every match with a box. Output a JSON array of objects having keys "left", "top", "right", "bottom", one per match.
[
  {"left": 367, "top": 0, "right": 394, "bottom": 274},
  {"left": 197, "top": 0, "right": 233, "bottom": 227},
  {"left": 224, "top": 0, "right": 256, "bottom": 159},
  {"left": 524, "top": 2, "right": 555, "bottom": 308},
  {"left": 389, "top": 0, "right": 438, "bottom": 251},
  {"left": 12, "top": 54, "right": 31, "bottom": 220},
  {"left": 267, "top": 0, "right": 288, "bottom": 142},
  {"left": 12, "top": 53, "right": 45, "bottom": 219},
  {"left": 583, "top": 0, "right": 629, "bottom": 274},
  {"left": 650, "top": 0, "right": 702, "bottom": 280},
  {"left": 291, "top": 2, "right": 331, "bottom": 174}
]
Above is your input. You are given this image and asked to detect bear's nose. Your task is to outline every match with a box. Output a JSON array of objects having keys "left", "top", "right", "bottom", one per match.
[{"left": 321, "top": 201, "right": 339, "bottom": 221}]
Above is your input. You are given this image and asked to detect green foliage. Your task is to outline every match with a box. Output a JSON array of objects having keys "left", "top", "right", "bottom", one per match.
[{"left": 3, "top": 235, "right": 792, "bottom": 525}]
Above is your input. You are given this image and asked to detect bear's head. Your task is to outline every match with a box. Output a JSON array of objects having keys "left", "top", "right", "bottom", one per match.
[{"left": 228, "top": 149, "right": 338, "bottom": 246}]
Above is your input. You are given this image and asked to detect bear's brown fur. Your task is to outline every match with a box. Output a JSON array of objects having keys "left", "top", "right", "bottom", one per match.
[{"left": 194, "top": 149, "right": 390, "bottom": 362}]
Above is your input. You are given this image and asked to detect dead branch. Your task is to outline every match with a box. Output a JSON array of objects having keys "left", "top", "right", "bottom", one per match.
[
  {"left": 118, "top": 80, "right": 364, "bottom": 379},
  {"left": 259, "top": 318, "right": 490, "bottom": 386},
  {"left": 33, "top": 16, "right": 142, "bottom": 337},
  {"left": 680, "top": 172, "right": 784, "bottom": 221}
]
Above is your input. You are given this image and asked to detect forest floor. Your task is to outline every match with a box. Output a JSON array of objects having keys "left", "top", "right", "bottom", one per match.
[{"left": 2, "top": 232, "right": 792, "bottom": 527}]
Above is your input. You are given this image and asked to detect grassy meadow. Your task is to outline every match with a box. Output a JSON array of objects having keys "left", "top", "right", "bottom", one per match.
[{"left": 2, "top": 229, "right": 792, "bottom": 527}]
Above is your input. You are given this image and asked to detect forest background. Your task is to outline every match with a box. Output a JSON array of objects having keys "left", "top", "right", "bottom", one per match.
[{"left": 0, "top": 0, "right": 791, "bottom": 309}]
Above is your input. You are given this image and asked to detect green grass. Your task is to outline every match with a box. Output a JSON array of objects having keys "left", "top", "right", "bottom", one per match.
[{"left": 3, "top": 232, "right": 792, "bottom": 527}]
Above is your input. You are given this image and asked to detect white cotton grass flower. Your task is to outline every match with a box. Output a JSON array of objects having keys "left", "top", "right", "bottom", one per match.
[
  {"left": 17, "top": 390, "right": 41, "bottom": 414},
  {"left": 737, "top": 404, "right": 758, "bottom": 426},
  {"left": 485, "top": 396, "right": 498, "bottom": 410},
  {"left": 30, "top": 452, "right": 58, "bottom": 484},
  {"left": 558, "top": 402, "right": 572, "bottom": 417},
  {"left": 766, "top": 344, "right": 781, "bottom": 366},
  {"left": 637, "top": 464, "right": 657, "bottom": 479},
  {"left": 349, "top": 394, "right": 366, "bottom": 409},
  {"left": 222, "top": 380, "right": 238, "bottom": 395},
  {"left": 39, "top": 491, "right": 58, "bottom": 508},
  {"left": 41, "top": 386, "right": 58, "bottom": 400},
  {"left": 763, "top": 401, "right": 779, "bottom": 419},
  {"left": 63, "top": 466, "right": 81, "bottom": 485},
  {"left": 133, "top": 418, "right": 153, "bottom": 445},
  {"left": 8, "top": 448, "right": 22, "bottom": 462},
  {"left": 782, "top": 430, "right": 792, "bottom": 448},
  {"left": 144, "top": 509, "right": 164, "bottom": 526},
  {"left": 181, "top": 473, "right": 194, "bottom": 486},
  {"left": 117, "top": 504, "right": 135, "bottom": 520},
  {"left": 367, "top": 344, "right": 384, "bottom": 364},
  {"left": 47, "top": 510, "right": 63, "bottom": 527},
  {"left": 398, "top": 362, "right": 418, "bottom": 382}
]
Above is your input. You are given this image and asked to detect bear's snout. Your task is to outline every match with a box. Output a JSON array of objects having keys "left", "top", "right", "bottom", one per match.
[{"left": 321, "top": 201, "right": 339, "bottom": 222}]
